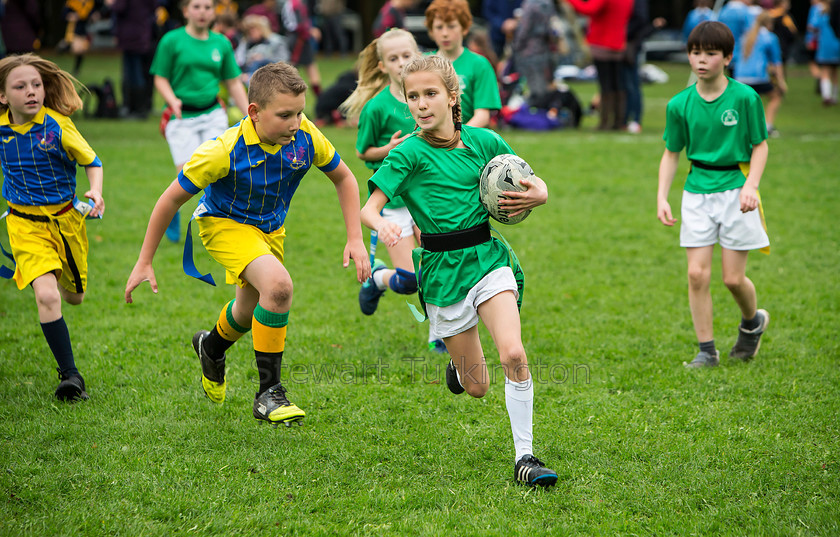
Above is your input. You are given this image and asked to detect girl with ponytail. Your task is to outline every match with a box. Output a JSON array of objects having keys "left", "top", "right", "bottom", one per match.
[{"left": 360, "top": 54, "right": 556, "bottom": 489}]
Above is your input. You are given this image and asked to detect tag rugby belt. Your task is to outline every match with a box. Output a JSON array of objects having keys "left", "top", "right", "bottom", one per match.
[
  {"left": 6, "top": 200, "right": 75, "bottom": 222},
  {"left": 690, "top": 160, "right": 741, "bottom": 171},
  {"left": 420, "top": 222, "right": 491, "bottom": 252}
]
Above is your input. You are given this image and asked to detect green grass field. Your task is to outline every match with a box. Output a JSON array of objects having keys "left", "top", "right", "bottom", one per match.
[{"left": 1, "top": 53, "right": 838, "bottom": 536}]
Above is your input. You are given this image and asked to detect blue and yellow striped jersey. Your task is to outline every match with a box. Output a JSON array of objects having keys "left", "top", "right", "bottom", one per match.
[
  {"left": 0, "top": 107, "right": 101, "bottom": 206},
  {"left": 178, "top": 114, "right": 340, "bottom": 233}
]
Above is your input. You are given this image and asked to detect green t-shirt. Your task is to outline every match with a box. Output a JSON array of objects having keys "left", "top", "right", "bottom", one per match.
[
  {"left": 150, "top": 28, "right": 241, "bottom": 119},
  {"left": 356, "top": 86, "right": 417, "bottom": 209},
  {"left": 663, "top": 78, "right": 767, "bottom": 194},
  {"left": 370, "top": 125, "right": 515, "bottom": 306},
  {"left": 433, "top": 48, "right": 502, "bottom": 124}
]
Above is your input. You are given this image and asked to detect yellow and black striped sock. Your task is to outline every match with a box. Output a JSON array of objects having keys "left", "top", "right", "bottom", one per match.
[
  {"left": 252, "top": 305, "right": 288, "bottom": 395},
  {"left": 204, "top": 300, "right": 250, "bottom": 360}
]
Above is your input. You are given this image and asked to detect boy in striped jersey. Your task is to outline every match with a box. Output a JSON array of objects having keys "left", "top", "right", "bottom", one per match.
[{"left": 125, "top": 62, "right": 370, "bottom": 426}]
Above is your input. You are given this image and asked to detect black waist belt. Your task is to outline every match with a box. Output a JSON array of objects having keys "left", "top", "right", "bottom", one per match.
[
  {"left": 690, "top": 160, "right": 741, "bottom": 171},
  {"left": 420, "top": 222, "right": 491, "bottom": 252},
  {"left": 8, "top": 201, "right": 74, "bottom": 223},
  {"left": 182, "top": 99, "right": 220, "bottom": 113}
]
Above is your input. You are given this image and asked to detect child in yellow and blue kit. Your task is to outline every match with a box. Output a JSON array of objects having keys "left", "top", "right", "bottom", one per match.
[
  {"left": 0, "top": 54, "right": 105, "bottom": 401},
  {"left": 125, "top": 62, "right": 370, "bottom": 426}
]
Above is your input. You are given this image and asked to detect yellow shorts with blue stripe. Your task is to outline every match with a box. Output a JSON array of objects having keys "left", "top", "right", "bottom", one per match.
[
  {"left": 5, "top": 202, "right": 89, "bottom": 292},
  {"left": 196, "top": 216, "right": 286, "bottom": 288}
]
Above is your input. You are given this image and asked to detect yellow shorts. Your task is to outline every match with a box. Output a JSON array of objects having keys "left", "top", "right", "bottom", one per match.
[
  {"left": 5, "top": 202, "right": 89, "bottom": 292},
  {"left": 196, "top": 216, "right": 286, "bottom": 288}
]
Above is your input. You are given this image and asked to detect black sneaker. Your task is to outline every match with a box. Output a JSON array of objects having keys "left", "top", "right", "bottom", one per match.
[
  {"left": 445, "top": 360, "right": 464, "bottom": 395},
  {"left": 514, "top": 454, "right": 557, "bottom": 488},
  {"left": 730, "top": 309, "right": 770, "bottom": 361},
  {"left": 253, "top": 383, "right": 305, "bottom": 426},
  {"left": 193, "top": 330, "right": 226, "bottom": 403},
  {"left": 55, "top": 369, "right": 89, "bottom": 402}
]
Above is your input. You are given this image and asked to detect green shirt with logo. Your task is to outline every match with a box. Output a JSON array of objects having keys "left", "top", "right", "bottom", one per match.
[
  {"left": 370, "top": 125, "right": 516, "bottom": 307},
  {"left": 663, "top": 78, "right": 767, "bottom": 194},
  {"left": 150, "top": 28, "right": 241, "bottom": 119}
]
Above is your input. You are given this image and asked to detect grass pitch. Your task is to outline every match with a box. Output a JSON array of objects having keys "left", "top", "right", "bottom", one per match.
[{"left": 0, "top": 53, "right": 838, "bottom": 536}]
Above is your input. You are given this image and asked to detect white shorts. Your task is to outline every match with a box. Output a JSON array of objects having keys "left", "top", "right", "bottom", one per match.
[
  {"left": 381, "top": 206, "right": 415, "bottom": 240},
  {"left": 680, "top": 188, "right": 769, "bottom": 250},
  {"left": 427, "top": 266, "right": 518, "bottom": 339},
  {"left": 165, "top": 107, "right": 229, "bottom": 166}
]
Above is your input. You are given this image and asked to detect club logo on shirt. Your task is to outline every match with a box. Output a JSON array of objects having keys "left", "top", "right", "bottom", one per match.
[
  {"left": 36, "top": 132, "right": 58, "bottom": 152},
  {"left": 721, "top": 109, "right": 739, "bottom": 127},
  {"left": 212, "top": 49, "right": 222, "bottom": 63},
  {"left": 285, "top": 146, "right": 307, "bottom": 170}
]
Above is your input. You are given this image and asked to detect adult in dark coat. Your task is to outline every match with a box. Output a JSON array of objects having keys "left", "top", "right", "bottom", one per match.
[
  {"left": 1, "top": 0, "right": 40, "bottom": 54},
  {"left": 105, "top": 0, "right": 157, "bottom": 118}
]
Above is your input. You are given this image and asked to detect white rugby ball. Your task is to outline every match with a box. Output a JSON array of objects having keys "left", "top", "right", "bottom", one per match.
[{"left": 479, "top": 154, "right": 534, "bottom": 225}]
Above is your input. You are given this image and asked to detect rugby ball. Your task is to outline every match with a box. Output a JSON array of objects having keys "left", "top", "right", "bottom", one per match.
[{"left": 479, "top": 154, "right": 534, "bottom": 225}]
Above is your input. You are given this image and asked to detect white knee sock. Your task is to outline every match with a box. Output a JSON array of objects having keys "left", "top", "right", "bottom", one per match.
[
  {"left": 505, "top": 377, "right": 534, "bottom": 462},
  {"left": 821, "top": 78, "right": 833, "bottom": 101}
]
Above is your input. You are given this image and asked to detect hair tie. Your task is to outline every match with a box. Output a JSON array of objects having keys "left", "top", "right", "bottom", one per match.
[{"left": 454, "top": 121, "right": 462, "bottom": 131}]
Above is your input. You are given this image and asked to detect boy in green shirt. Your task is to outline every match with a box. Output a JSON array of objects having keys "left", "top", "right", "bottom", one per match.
[
  {"left": 424, "top": 0, "right": 501, "bottom": 127},
  {"left": 658, "top": 21, "right": 771, "bottom": 368}
]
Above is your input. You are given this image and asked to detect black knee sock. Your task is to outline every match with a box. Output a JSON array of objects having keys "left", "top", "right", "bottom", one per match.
[
  {"left": 41, "top": 318, "right": 77, "bottom": 377},
  {"left": 699, "top": 340, "right": 716, "bottom": 355},
  {"left": 203, "top": 326, "right": 235, "bottom": 360},
  {"left": 73, "top": 54, "right": 83, "bottom": 74},
  {"left": 255, "top": 351, "right": 283, "bottom": 395}
]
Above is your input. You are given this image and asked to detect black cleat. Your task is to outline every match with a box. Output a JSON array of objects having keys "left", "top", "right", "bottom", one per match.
[
  {"left": 253, "top": 383, "right": 305, "bottom": 426},
  {"left": 193, "top": 330, "right": 226, "bottom": 403},
  {"left": 445, "top": 360, "right": 464, "bottom": 394},
  {"left": 55, "top": 369, "right": 89, "bottom": 402},
  {"left": 514, "top": 454, "right": 557, "bottom": 488}
]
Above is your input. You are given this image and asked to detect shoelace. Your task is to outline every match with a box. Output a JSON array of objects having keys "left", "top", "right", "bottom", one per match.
[
  {"left": 523, "top": 455, "right": 545, "bottom": 468},
  {"left": 266, "top": 385, "right": 292, "bottom": 407}
]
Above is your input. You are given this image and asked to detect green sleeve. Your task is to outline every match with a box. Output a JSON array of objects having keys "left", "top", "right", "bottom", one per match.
[
  {"left": 149, "top": 32, "right": 174, "bottom": 78},
  {"left": 663, "top": 98, "right": 686, "bottom": 153},
  {"left": 471, "top": 57, "right": 502, "bottom": 110},
  {"left": 746, "top": 92, "right": 768, "bottom": 146},
  {"left": 219, "top": 36, "right": 242, "bottom": 80}
]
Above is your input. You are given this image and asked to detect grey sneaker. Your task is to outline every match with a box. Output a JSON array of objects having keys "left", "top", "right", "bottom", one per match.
[
  {"left": 684, "top": 350, "right": 720, "bottom": 368},
  {"left": 730, "top": 309, "right": 770, "bottom": 360}
]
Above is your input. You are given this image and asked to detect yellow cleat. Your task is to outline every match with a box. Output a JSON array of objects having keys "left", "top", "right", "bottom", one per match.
[{"left": 201, "top": 374, "right": 226, "bottom": 404}]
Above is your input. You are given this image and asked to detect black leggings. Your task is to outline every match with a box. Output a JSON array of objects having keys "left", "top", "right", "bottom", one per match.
[{"left": 594, "top": 59, "right": 623, "bottom": 93}]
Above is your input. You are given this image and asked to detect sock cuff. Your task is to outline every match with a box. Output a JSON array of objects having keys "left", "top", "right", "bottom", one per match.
[
  {"left": 254, "top": 305, "right": 289, "bottom": 328},
  {"left": 224, "top": 300, "right": 250, "bottom": 334},
  {"left": 505, "top": 377, "right": 534, "bottom": 401}
]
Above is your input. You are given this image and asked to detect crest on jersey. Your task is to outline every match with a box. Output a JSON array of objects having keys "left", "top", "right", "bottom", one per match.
[
  {"left": 721, "top": 109, "right": 739, "bottom": 127},
  {"left": 285, "top": 145, "right": 307, "bottom": 170},
  {"left": 36, "top": 132, "right": 58, "bottom": 152}
]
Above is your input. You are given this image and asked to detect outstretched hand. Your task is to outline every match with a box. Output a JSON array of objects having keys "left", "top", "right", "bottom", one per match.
[
  {"left": 125, "top": 262, "right": 158, "bottom": 303},
  {"left": 344, "top": 238, "right": 371, "bottom": 283}
]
